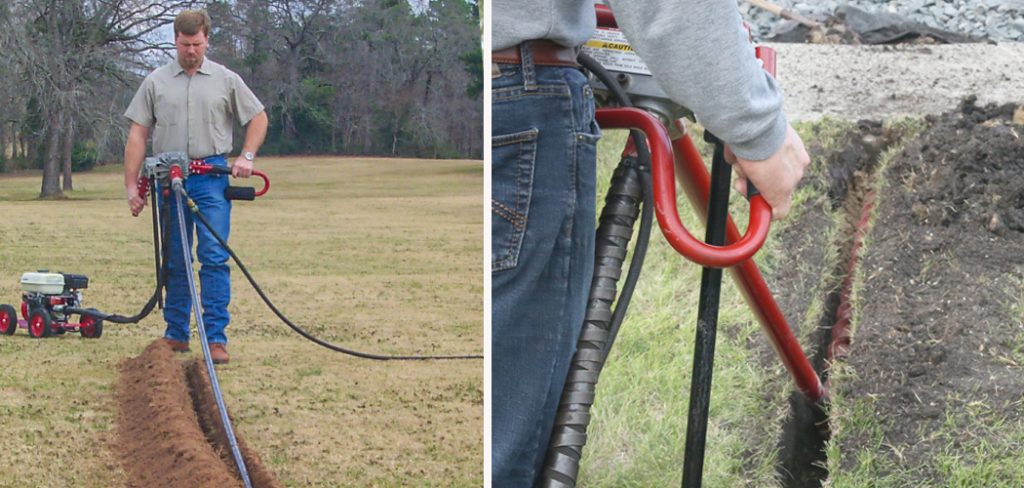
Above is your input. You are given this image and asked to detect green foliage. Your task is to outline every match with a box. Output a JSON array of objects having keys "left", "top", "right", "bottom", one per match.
[
  {"left": 214, "top": 0, "right": 481, "bottom": 159},
  {"left": 461, "top": 44, "right": 483, "bottom": 98},
  {"left": 263, "top": 77, "right": 339, "bottom": 155},
  {"left": 71, "top": 140, "right": 98, "bottom": 172}
]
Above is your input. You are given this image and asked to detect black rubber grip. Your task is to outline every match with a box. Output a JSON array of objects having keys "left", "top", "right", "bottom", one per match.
[{"left": 224, "top": 186, "right": 255, "bottom": 201}]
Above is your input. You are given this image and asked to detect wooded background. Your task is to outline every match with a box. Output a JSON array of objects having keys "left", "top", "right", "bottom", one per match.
[{"left": 0, "top": 0, "right": 482, "bottom": 197}]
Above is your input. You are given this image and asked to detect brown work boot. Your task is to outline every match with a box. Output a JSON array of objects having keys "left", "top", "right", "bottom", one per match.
[
  {"left": 161, "top": 338, "right": 190, "bottom": 353},
  {"left": 209, "top": 343, "right": 230, "bottom": 364}
]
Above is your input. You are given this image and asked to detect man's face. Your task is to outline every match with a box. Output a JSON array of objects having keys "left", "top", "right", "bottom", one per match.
[{"left": 175, "top": 31, "right": 208, "bottom": 70}]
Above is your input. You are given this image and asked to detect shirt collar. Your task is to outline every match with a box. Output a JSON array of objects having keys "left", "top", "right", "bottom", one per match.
[{"left": 174, "top": 57, "right": 213, "bottom": 76}]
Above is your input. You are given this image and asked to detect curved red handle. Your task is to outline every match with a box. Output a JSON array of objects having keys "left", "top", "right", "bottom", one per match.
[
  {"left": 189, "top": 161, "right": 270, "bottom": 197},
  {"left": 595, "top": 107, "right": 772, "bottom": 268},
  {"left": 252, "top": 170, "right": 270, "bottom": 197}
]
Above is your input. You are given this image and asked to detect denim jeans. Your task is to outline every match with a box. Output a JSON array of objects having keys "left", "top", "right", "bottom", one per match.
[
  {"left": 161, "top": 155, "right": 232, "bottom": 345},
  {"left": 491, "top": 46, "right": 601, "bottom": 487}
]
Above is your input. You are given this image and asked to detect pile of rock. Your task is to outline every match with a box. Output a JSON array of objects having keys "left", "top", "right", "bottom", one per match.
[{"left": 739, "top": 0, "right": 1024, "bottom": 42}]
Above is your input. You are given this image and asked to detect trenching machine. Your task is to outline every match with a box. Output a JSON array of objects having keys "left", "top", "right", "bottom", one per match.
[{"left": 536, "top": 7, "right": 827, "bottom": 488}]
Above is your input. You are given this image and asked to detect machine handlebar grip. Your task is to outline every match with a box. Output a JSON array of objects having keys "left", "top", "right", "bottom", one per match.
[
  {"left": 595, "top": 107, "right": 771, "bottom": 268},
  {"left": 225, "top": 186, "right": 256, "bottom": 201}
]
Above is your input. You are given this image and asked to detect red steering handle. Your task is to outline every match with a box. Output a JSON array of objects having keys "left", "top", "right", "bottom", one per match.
[
  {"left": 250, "top": 170, "right": 271, "bottom": 197},
  {"left": 189, "top": 161, "right": 271, "bottom": 197},
  {"left": 595, "top": 107, "right": 772, "bottom": 268}
]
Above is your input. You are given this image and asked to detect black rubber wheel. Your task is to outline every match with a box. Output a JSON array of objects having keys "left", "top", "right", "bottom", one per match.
[
  {"left": 0, "top": 304, "right": 17, "bottom": 336},
  {"left": 79, "top": 315, "right": 103, "bottom": 339},
  {"left": 27, "top": 310, "right": 52, "bottom": 339}
]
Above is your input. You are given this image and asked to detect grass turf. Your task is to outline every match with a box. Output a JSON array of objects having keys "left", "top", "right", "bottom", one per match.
[{"left": 0, "top": 157, "right": 482, "bottom": 487}]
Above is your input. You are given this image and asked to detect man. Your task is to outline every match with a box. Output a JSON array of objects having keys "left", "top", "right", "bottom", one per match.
[
  {"left": 123, "top": 10, "right": 268, "bottom": 364},
  {"left": 491, "top": 1, "right": 811, "bottom": 486}
]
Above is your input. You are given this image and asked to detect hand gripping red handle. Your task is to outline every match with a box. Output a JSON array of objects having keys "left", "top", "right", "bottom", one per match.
[
  {"left": 595, "top": 107, "right": 772, "bottom": 268},
  {"left": 189, "top": 161, "right": 271, "bottom": 197}
]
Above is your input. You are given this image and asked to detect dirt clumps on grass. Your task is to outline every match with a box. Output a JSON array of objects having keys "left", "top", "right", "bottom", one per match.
[
  {"left": 116, "top": 339, "right": 281, "bottom": 488},
  {"left": 836, "top": 97, "right": 1024, "bottom": 482}
]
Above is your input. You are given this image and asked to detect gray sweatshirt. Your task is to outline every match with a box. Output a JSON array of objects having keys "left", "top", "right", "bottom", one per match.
[{"left": 493, "top": 0, "right": 787, "bottom": 161}]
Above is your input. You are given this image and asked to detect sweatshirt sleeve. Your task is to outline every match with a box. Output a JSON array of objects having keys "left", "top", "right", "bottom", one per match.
[{"left": 606, "top": 0, "right": 788, "bottom": 161}]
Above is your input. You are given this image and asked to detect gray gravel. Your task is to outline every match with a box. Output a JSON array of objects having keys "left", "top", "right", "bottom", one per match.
[
  {"left": 739, "top": 0, "right": 1024, "bottom": 42},
  {"left": 770, "top": 42, "right": 1024, "bottom": 121}
]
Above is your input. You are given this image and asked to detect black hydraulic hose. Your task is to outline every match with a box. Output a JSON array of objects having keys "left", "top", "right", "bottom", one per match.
[
  {"left": 680, "top": 134, "right": 731, "bottom": 488},
  {"left": 538, "top": 51, "right": 657, "bottom": 488},
  {"left": 577, "top": 51, "right": 656, "bottom": 359},
  {"left": 578, "top": 53, "right": 631, "bottom": 110},
  {"left": 187, "top": 195, "right": 482, "bottom": 361},
  {"left": 150, "top": 177, "right": 165, "bottom": 309},
  {"left": 540, "top": 158, "right": 646, "bottom": 488},
  {"left": 72, "top": 192, "right": 170, "bottom": 324},
  {"left": 604, "top": 152, "right": 653, "bottom": 358}
]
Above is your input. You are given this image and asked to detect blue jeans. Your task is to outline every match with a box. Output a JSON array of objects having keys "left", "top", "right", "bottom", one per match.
[
  {"left": 161, "top": 155, "right": 232, "bottom": 345},
  {"left": 491, "top": 48, "right": 601, "bottom": 487}
]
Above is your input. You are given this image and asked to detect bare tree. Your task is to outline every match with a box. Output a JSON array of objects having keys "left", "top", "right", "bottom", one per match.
[
  {"left": 0, "top": 0, "right": 482, "bottom": 189},
  {"left": 1, "top": 0, "right": 193, "bottom": 198}
]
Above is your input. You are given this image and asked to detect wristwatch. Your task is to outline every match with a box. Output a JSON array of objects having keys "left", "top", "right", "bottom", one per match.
[{"left": 243, "top": 151, "right": 255, "bottom": 161}]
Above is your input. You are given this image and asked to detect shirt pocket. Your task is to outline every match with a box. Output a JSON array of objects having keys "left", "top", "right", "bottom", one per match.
[
  {"left": 491, "top": 128, "right": 539, "bottom": 273},
  {"left": 207, "top": 96, "right": 232, "bottom": 143}
]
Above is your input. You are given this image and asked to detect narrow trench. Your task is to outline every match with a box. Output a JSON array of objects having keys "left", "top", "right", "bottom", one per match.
[
  {"left": 185, "top": 359, "right": 281, "bottom": 488},
  {"left": 777, "top": 122, "right": 893, "bottom": 488}
]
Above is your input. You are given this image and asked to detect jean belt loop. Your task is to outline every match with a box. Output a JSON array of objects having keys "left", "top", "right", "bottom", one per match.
[{"left": 520, "top": 42, "right": 537, "bottom": 92}]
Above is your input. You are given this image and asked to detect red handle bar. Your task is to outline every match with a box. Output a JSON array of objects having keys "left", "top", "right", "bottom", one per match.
[
  {"left": 189, "top": 161, "right": 271, "bottom": 197},
  {"left": 595, "top": 108, "right": 772, "bottom": 268}
]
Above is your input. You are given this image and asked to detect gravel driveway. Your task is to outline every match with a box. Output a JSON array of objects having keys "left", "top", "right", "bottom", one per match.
[{"left": 770, "top": 42, "right": 1024, "bottom": 121}]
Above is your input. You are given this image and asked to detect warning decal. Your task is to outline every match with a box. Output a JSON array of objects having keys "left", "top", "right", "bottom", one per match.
[{"left": 582, "top": 28, "right": 653, "bottom": 76}]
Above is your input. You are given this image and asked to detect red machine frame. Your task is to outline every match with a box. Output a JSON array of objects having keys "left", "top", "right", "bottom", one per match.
[{"left": 593, "top": 49, "right": 826, "bottom": 402}]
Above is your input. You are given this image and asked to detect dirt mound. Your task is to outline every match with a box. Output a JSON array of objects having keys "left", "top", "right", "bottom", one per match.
[
  {"left": 837, "top": 98, "right": 1024, "bottom": 482},
  {"left": 116, "top": 339, "right": 281, "bottom": 488}
]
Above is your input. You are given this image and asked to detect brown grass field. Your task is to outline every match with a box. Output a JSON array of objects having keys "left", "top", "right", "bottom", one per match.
[{"left": 0, "top": 156, "right": 483, "bottom": 487}]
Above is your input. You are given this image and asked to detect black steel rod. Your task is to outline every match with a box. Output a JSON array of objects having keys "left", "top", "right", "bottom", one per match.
[
  {"left": 149, "top": 177, "right": 163, "bottom": 309},
  {"left": 681, "top": 133, "right": 731, "bottom": 488}
]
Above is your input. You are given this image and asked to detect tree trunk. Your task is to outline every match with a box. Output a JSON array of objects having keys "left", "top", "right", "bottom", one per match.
[
  {"left": 61, "top": 117, "right": 74, "bottom": 191},
  {"left": 40, "top": 109, "right": 63, "bottom": 198},
  {"left": 24, "top": 131, "right": 35, "bottom": 166}
]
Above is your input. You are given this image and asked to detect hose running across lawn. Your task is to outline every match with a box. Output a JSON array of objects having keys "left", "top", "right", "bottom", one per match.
[{"left": 187, "top": 192, "right": 483, "bottom": 361}]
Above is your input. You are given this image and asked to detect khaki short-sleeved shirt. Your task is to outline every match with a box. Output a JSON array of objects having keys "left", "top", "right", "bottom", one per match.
[{"left": 124, "top": 58, "right": 264, "bottom": 159}]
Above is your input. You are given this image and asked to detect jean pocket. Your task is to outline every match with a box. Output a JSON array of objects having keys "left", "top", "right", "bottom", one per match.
[
  {"left": 491, "top": 128, "right": 539, "bottom": 273},
  {"left": 574, "top": 119, "right": 602, "bottom": 170}
]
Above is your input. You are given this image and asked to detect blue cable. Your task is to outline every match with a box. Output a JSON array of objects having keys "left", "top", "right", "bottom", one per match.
[{"left": 173, "top": 182, "right": 253, "bottom": 488}]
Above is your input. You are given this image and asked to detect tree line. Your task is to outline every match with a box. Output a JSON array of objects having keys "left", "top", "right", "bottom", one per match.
[{"left": 0, "top": 0, "right": 482, "bottom": 198}]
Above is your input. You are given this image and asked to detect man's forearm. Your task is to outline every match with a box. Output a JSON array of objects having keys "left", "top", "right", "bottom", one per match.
[
  {"left": 607, "top": 0, "right": 787, "bottom": 160},
  {"left": 123, "top": 131, "right": 147, "bottom": 190},
  {"left": 241, "top": 111, "right": 268, "bottom": 155}
]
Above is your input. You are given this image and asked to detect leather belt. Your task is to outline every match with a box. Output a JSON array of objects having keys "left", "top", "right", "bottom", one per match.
[{"left": 493, "top": 40, "right": 579, "bottom": 67}]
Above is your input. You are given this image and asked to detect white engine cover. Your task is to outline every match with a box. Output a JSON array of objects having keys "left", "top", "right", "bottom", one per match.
[{"left": 20, "top": 272, "right": 65, "bottom": 294}]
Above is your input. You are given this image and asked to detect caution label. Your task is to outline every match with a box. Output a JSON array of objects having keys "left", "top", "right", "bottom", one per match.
[{"left": 582, "top": 28, "right": 652, "bottom": 76}]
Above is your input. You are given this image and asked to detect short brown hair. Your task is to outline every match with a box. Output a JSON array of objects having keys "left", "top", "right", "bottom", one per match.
[{"left": 174, "top": 10, "right": 211, "bottom": 37}]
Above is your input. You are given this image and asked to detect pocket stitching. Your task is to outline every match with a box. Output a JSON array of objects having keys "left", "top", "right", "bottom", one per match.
[{"left": 491, "top": 129, "right": 538, "bottom": 272}]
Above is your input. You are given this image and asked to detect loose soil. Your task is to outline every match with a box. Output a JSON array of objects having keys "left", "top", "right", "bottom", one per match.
[
  {"left": 836, "top": 97, "right": 1024, "bottom": 482},
  {"left": 116, "top": 339, "right": 281, "bottom": 488}
]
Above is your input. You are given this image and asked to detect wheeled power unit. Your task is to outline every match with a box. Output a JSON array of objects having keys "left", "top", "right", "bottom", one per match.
[{"left": 0, "top": 271, "right": 103, "bottom": 339}]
